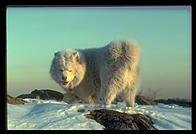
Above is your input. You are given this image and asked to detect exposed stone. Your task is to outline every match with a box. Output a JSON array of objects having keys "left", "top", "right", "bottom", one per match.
[
  {"left": 85, "top": 109, "right": 157, "bottom": 130},
  {"left": 154, "top": 99, "right": 191, "bottom": 107},
  {"left": 7, "top": 95, "right": 27, "bottom": 105},
  {"left": 17, "top": 89, "right": 64, "bottom": 101},
  {"left": 16, "top": 89, "right": 157, "bottom": 106},
  {"left": 113, "top": 95, "right": 157, "bottom": 105},
  {"left": 77, "top": 108, "right": 86, "bottom": 113},
  {"left": 135, "top": 95, "right": 157, "bottom": 105}
]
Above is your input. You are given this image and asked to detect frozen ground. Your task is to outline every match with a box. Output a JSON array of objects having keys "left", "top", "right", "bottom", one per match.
[{"left": 7, "top": 99, "right": 192, "bottom": 130}]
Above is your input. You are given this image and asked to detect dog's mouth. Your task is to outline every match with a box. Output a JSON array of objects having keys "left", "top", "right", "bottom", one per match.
[{"left": 62, "top": 81, "right": 69, "bottom": 86}]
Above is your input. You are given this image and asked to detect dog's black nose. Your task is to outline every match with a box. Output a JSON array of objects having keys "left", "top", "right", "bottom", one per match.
[{"left": 62, "top": 76, "right": 67, "bottom": 81}]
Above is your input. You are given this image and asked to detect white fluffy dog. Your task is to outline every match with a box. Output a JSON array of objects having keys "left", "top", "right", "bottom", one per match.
[{"left": 50, "top": 39, "right": 141, "bottom": 107}]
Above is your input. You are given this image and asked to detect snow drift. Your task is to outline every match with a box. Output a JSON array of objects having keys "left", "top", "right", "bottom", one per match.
[{"left": 7, "top": 99, "right": 191, "bottom": 130}]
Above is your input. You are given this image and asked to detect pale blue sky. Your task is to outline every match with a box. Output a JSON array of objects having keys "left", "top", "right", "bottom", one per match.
[{"left": 7, "top": 6, "right": 191, "bottom": 100}]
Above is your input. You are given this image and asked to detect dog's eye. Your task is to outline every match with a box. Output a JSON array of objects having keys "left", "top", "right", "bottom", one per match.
[
  {"left": 60, "top": 69, "right": 64, "bottom": 72},
  {"left": 68, "top": 70, "right": 72, "bottom": 72}
]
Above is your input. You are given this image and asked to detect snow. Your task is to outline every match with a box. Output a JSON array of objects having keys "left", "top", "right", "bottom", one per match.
[{"left": 7, "top": 99, "right": 192, "bottom": 130}]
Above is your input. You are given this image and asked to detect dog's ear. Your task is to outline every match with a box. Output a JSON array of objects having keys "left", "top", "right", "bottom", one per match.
[
  {"left": 73, "top": 51, "right": 80, "bottom": 63},
  {"left": 54, "top": 52, "right": 57, "bottom": 57}
]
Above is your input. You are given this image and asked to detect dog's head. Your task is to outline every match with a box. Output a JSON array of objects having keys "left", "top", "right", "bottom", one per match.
[{"left": 50, "top": 49, "right": 86, "bottom": 90}]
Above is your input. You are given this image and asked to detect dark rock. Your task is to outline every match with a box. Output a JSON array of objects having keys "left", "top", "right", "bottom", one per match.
[
  {"left": 154, "top": 99, "right": 191, "bottom": 107},
  {"left": 7, "top": 95, "right": 27, "bottom": 105},
  {"left": 85, "top": 109, "right": 157, "bottom": 130},
  {"left": 17, "top": 89, "right": 64, "bottom": 101},
  {"left": 113, "top": 95, "right": 157, "bottom": 105},
  {"left": 135, "top": 95, "right": 157, "bottom": 105},
  {"left": 112, "top": 95, "right": 124, "bottom": 104},
  {"left": 77, "top": 108, "right": 86, "bottom": 113},
  {"left": 16, "top": 89, "right": 157, "bottom": 106}
]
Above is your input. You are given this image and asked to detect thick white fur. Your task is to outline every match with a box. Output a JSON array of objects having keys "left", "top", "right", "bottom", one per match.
[{"left": 50, "top": 39, "right": 141, "bottom": 107}]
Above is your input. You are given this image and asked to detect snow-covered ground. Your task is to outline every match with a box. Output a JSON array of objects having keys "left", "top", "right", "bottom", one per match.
[{"left": 7, "top": 99, "right": 192, "bottom": 130}]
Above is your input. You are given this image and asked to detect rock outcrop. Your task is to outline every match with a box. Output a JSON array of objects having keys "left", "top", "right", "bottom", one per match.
[
  {"left": 113, "top": 95, "right": 157, "bottom": 105},
  {"left": 85, "top": 109, "right": 157, "bottom": 130},
  {"left": 136, "top": 95, "right": 157, "bottom": 105},
  {"left": 7, "top": 95, "right": 27, "bottom": 105},
  {"left": 155, "top": 99, "right": 191, "bottom": 107},
  {"left": 16, "top": 89, "right": 157, "bottom": 105},
  {"left": 17, "top": 89, "right": 64, "bottom": 101}
]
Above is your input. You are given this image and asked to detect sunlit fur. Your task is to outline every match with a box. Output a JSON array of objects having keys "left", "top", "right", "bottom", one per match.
[{"left": 50, "top": 39, "right": 141, "bottom": 107}]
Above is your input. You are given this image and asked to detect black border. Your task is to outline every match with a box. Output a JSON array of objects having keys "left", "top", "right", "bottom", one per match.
[
  {"left": 2, "top": 0, "right": 193, "bottom": 6},
  {"left": 1, "top": 0, "right": 192, "bottom": 133}
]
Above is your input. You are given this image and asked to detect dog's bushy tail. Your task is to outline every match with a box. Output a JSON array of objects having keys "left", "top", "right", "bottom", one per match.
[
  {"left": 123, "top": 39, "right": 141, "bottom": 71},
  {"left": 109, "top": 39, "right": 141, "bottom": 71}
]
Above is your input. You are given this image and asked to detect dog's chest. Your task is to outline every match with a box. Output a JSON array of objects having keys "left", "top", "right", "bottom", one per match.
[{"left": 71, "top": 79, "right": 99, "bottom": 99}]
